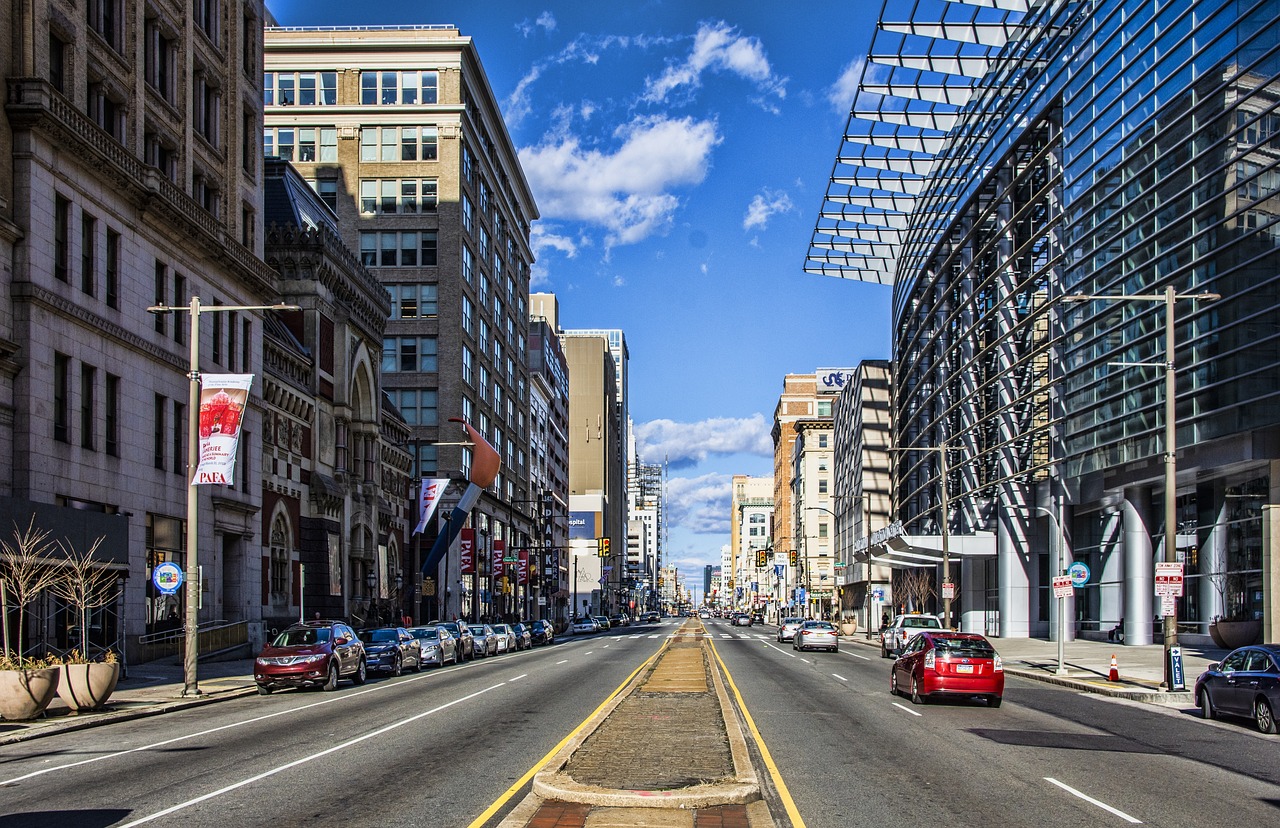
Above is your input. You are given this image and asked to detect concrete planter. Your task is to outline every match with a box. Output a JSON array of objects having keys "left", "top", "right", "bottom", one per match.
[
  {"left": 0, "top": 667, "right": 61, "bottom": 721},
  {"left": 1209, "top": 619, "right": 1262, "bottom": 650},
  {"left": 839, "top": 622, "right": 858, "bottom": 637},
  {"left": 57, "top": 662, "right": 121, "bottom": 711}
]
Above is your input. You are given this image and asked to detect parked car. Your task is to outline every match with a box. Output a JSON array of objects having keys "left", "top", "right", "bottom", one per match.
[
  {"left": 490, "top": 623, "right": 517, "bottom": 654},
  {"left": 1195, "top": 644, "right": 1280, "bottom": 733},
  {"left": 512, "top": 622, "right": 534, "bottom": 650},
  {"left": 530, "top": 619, "right": 556, "bottom": 645},
  {"left": 881, "top": 614, "right": 944, "bottom": 658},
  {"left": 750, "top": 611, "right": 765, "bottom": 626},
  {"left": 777, "top": 617, "right": 805, "bottom": 643},
  {"left": 436, "top": 621, "right": 475, "bottom": 660},
  {"left": 793, "top": 620, "right": 839, "bottom": 652},
  {"left": 409, "top": 625, "right": 459, "bottom": 667},
  {"left": 609, "top": 613, "right": 630, "bottom": 628},
  {"left": 891, "top": 631, "right": 1004, "bottom": 707},
  {"left": 255, "top": 620, "right": 367, "bottom": 694},
  {"left": 469, "top": 624, "right": 498, "bottom": 657},
  {"left": 571, "top": 616, "right": 598, "bottom": 635},
  {"left": 732, "top": 612, "right": 752, "bottom": 627},
  {"left": 593, "top": 615, "right": 612, "bottom": 631},
  {"left": 698, "top": 609, "right": 711, "bottom": 619},
  {"left": 359, "top": 627, "right": 422, "bottom": 675},
  {"left": 639, "top": 610, "right": 660, "bottom": 623}
]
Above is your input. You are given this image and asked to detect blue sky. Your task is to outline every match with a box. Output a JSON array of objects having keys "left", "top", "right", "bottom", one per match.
[{"left": 266, "top": 1, "right": 891, "bottom": 574}]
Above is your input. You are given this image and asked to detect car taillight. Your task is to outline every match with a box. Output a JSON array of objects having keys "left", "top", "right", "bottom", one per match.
[
  {"left": 924, "top": 650, "right": 935, "bottom": 670},
  {"left": 994, "top": 654, "right": 1003, "bottom": 672}
]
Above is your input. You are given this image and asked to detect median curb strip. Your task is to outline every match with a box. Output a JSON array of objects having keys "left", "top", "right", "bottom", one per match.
[{"left": 514, "top": 620, "right": 767, "bottom": 824}]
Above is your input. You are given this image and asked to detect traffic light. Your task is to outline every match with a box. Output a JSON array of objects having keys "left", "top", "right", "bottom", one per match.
[
  {"left": 597, "top": 537, "right": 610, "bottom": 558},
  {"left": 789, "top": 550, "right": 799, "bottom": 568},
  {"left": 756, "top": 549, "right": 767, "bottom": 568}
]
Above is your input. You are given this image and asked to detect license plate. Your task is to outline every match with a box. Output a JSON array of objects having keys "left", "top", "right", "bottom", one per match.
[{"left": 955, "top": 664, "right": 974, "bottom": 674}]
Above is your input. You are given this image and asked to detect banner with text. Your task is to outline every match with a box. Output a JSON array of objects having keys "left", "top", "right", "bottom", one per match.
[
  {"left": 517, "top": 548, "right": 529, "bottom": 585},
  {"left": 459, "top": 528, "right": 475, "bottom": 575},
  {"left": 492, "top": 540, "right": 505, "bottom": 576},
  {"left": 194, "top": 374, "right": 253, "bottom": 485},
  {"left": 414, "top": 478, "right": 450, "bottom": 535}
]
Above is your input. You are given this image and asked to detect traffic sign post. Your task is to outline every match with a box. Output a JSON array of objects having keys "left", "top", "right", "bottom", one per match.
[{"left": 1052, "top": 574, "right": 1074, "bottom": 599}]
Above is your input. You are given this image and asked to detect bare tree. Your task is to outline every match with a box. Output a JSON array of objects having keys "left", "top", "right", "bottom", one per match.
[
  {"left": 47, "top": 535, "right": 119, "bottom": 661},
  {"left": 0, "top": 519, "right": 61, "bottom": 668},
  {"left": 897, "top": 568, "right": 937, "bottom": 615}
]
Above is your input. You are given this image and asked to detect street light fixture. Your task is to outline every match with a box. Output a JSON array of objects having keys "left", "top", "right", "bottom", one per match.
[
  {"left": 148, "top": 297, "right": 299, "bottom": 698},
  {"left": 1063, "top": 286, "right": 1220, "bottom": 692}
]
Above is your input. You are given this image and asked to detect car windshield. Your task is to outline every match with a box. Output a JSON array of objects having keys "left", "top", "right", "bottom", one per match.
[
  {"left": 362, "top": 629, "right": 398, "bottom": 642},
  {"left": 273, "top": 627, "right": 330, "bottom": 647},
  {"left": 805, "top": 622, "right": 835, "bottom": 631},
  {"left": 469, "top": 626, "right": 486, "bottom": 635},
  {"left": 934, "top": 637, "right": 995, "bottom": 657},
  {"left": 784, "top": 618, "right": 803, "bottom": 625},
  {"left": 903, "top": 617, "right": 942, "bottom": 629},
  {"left": 410, "top": 626, "right": 438, "bottom": 638},
  {"left": 492, "top": 625, "right": 510, "bottom": 633}
]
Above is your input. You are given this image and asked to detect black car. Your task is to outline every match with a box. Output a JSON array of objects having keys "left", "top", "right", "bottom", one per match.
[
  {"left": 358, "top": 627, "right": 422, "bottom": 675},
  {"left": 530, "top": 619, "right": 555, "bottom": 645},
  {"left": 511, "top": 622, "right": 534, "bottom": 650},
  {"left": 1195, "top": 643, "right": 1280, "bottom": 733}
]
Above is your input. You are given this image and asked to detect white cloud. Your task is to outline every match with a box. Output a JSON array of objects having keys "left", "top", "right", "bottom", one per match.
[
  {"left": 515, "top": 11, "right": 557, "bottom": 37},
  {"left": 634, "top": 414, "right": 773, "bottom": 466},
  {"left": 643, "top": 21, "right": 786, "bottom": 106},
  {"left": 519, "top": 115, "right": 721, "bottom": 249},
  {"left": 828, "top": 58, "right": 864, "bottom": 113},
  {"left": 742, "top": 188, "right": 795, "bottom": 231},
  {"left": 665, "top": 473, "right": 733, "bottom": 535}
]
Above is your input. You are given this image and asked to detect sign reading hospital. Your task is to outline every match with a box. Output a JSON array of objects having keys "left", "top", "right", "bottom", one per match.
[{"left": 568, "top": 511, "right": 599, "bottom": 540}]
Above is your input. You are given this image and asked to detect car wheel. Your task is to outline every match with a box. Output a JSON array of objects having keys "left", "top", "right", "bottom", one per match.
[
  {"left": 391, "top": 655, "right": 403, "bottom": 677},
  {"left": 988, "top": 695, "right": 1003, "bottom": 709},
  {"left": 880, "top": 645, "right": 889, "bottom": 659},
  {"left": 890, "top": 671, "right": 900, "bottom": 696},
  {"left": 413, "top": 654, "right": 423, "bottom": 673},
  {"left": 256, "top": 683, "right": 272, "bottom": 696},
  {"left": 1199, "top": 689, "right": 1216, "bottom": 720},
  {"left": 1256, "top": 697, "right": 1277, "bottom": 734},
  {"left": 352, "top": 659, "right": 367, "bottom": 685},
  {"left": 911, "top": 677, "right": 927, "bottom": 705},
  {"left": 453, "top": 648, "right": 461, "bottom": 665},
  {"left": 322, "top": 662, "right": 339, "bottom": 692}
]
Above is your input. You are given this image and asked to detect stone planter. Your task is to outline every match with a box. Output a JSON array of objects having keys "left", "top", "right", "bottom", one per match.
[
  {"left": 57, "top": 662, "right": 121, "bottom": 711},
  {"left": 839, "top": 621, "right": 858, "bottom": 637},
  {"left": 0, "top": 667, "right": 61, "bottom": 721},
  {"left": 1209, "top": 619, "right": 1263, "bottom": 650}
]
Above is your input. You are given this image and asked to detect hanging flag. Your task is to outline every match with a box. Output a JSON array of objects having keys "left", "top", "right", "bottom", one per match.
[
  {"left": 459, "top": 528, "right": 475, "bottom": 575},
  {"left": 517, "top": 549, "right": 529, "bottom": 585},
  {"left": 413, "top": 478, "right": 450, "bottom": 535},
  {"left": 193, "top": 374, "right": 253, "bottom": 485},
  {"left": 422, "top": 419, "right": 501, "bottom": 576},
  {"left": 492, "top": 540, "right": 505, "bottom": 576}
]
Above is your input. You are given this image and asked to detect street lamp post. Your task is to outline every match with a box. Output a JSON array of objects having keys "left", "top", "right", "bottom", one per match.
[
  {"left": 1064, "top": 286, "right": 1220, "bottom": 691},
  {"left": 148, "top": 297, "right": 298, "bottom": 698}
]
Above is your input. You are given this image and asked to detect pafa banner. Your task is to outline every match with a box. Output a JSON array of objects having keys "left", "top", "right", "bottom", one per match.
[
  {"left": 414, "top": 478, "right": 450, "bottom": 535},
  {"left": 194, "top": 374, "right": 253, "bottom": 485}
]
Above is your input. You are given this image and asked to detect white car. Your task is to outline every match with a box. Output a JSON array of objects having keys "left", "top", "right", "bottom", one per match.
[
  {"left": 880, "top": 614, "right": 943, "bottom": 657},
  {"left": 490, "top": 623, "right": 517, "bottom": 653},
  {"left": 777, "top": 617, "right": 805, "bottom": 642},
  {"left": 571, "top": 617, "right": 598, "bottom": 635}
]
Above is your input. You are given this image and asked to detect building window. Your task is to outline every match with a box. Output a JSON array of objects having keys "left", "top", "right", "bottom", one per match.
[
  {"left": 173, "top": 273, "right": 186, "bottom": 345},
  {"left": 54, "top": 353, "right": 70, "bottom": 443},
  {"left": 242, "top": 318, "right": 252, "bottom": 372},
  {"left": 461, "top": 295, "right": 474, "bottom": 334},
  {"left": 105, "top": 373, "right": 120, "bottom": 457},
  {"left": 462, "top": 244, "right": 474, "bottom": 283},
  {"left": 242, "top": 111, "right": 255, "bottom": 173},
  {"left": 389, "top": 389, "right": 439, "bottom": 426},
  {"left": 153, "top": 262, "right": 167, "bottom": 334},
  {"left": 145, "top": 131, "right": 178, "bottom": 181},
  {"left": 461, "top": 194, "right": 473, "bottom": 235},
  {"left": 80, "top": 211, "right": 96, "bottom": 296},
  {"left": 227, "top": 311, "right": 238, "bottom": 371},
  {"left": 818, "top": 478, "right": 828, "bottom": 494},
  {"left": 195, "top": 0, "right": 219, "bottom": 46},
  {"left": 360, "top": 70, "right": 438, "bottom": 105},
  {"left": 194, "top": 73, "right": 220, "bottom": 144},
  {"left": 173, "top": 401, "right": 185, "bottom": 476},
  {"left": 358, "top": 231, "right": 437, "bottom": 267},
  {"left": 817, "top": 400, "right": 832, "bottom": 416},
  {"left": 358, "top": 126, "right": 436, "bottom": 161},
  {"left": 49, "top": 32, "right": 67, "bottom": 93},
  {"left": 54, "top": 195, "right": 70, "bottom": 283},
  {"left": 818, "top": 434, "right": 829, "bottom": 448},
  {"left": 145, "top": 18, "right": 177, "bottom": 102},
  {"left": 359, "top": 178, "right": 438, "bottom": 214},
  {"left": 154, "top": 394, "right": 166, "bottom": 470},
  {"left": 212, "top": 300, "right": 222, "bottom": 364},
  {"left": 105, "top": 228, "right": 120, "bottom": 309},
  {"left": 309, "top": 179, "right": 338, "bottom": 210},
  {"left": 462, "top": 347, "right": 474, "bottom": 386},
  {"left": 270, "top": 519, "right": 290, "bottom": 600},
  {"left": 87, "top": 80, "right": 125, "bottom": 141},
  {"left": 382, "top": 336, "right": 438, "bottom": 373},
  {"left": 87, "top": 0, "right": 122, "bottom": 52},
  {"left": 319, "top": 128, "right": 337, "bottom": 161},
  {"left": 390, "top": 284, "right": 438, "bottom": 319},
  {"left": 194, "top": 173, "right": 220, "bottom": 216}
]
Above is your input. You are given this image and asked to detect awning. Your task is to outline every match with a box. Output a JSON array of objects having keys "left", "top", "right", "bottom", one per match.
[{"left": 852, "top": 520, "right": 996, "bottom": 570}]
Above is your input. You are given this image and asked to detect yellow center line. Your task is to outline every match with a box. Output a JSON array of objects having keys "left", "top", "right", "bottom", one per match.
[
  {"left": 709, "top": 638, "right": 807, "bottom": 828},
  {"left": 464, "top": 645, "right": 663, "bottom": 828}
]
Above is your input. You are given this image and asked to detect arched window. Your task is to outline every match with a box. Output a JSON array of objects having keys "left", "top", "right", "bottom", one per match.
[{"left": 270, "top": 514, "right": 291, "bottom": 600}]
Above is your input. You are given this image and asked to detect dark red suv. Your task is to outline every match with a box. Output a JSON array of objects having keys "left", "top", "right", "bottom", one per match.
[{"left": 255, "top": 620, "right": 367, "bottom": 694}]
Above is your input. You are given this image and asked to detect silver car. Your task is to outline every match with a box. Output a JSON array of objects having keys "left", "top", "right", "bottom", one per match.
[
  {"left": 469, "top": 624, "right": 498, "bottom": 657},
  {"left": 490, "top": 623, "right": 517, "bottom": 654},
  {"left": 793, "top": 620, "right": 839, "bottom": 652},
  {"left": 777, "top": 617, "right": 805, "bottom": 643},
  {"left": 409, "top": 625, "right": 459, "bottom": 666}
]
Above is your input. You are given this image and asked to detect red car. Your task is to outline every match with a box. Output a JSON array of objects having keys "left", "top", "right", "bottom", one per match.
[
  {"left": 890, "top": 631, "right": 1004, "bottom": 707},
  {"left": 255, "top": 620, "right": 367, "bottom": 694}
]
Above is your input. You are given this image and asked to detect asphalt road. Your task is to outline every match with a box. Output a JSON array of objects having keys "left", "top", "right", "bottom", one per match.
[
  {"left": 706, "top": 617, "right": 1280, "bottom": 828},
  {"left": 0, "top": 623, "right": 674, "bottom": 828}
]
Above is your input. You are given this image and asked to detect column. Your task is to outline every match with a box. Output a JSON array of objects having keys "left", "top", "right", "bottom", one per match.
[
  {"left": 1123, "top": 486, "right": 1155, "bottom": 645},
  {"left": 1201, "top": 491, "right": 1227, "bottom": 633},
  {"left": 1098, "top": 511, "right": 1123, "bottom": 634},
  {"left": 959, "top": 555, "right": 984, "bottom": 633},
  {"left": 1264, "top": 503, "right": 1280, "bottom": 644},
  {"left": 998, "top": 486, "right": 1032, "bottom": 638}
]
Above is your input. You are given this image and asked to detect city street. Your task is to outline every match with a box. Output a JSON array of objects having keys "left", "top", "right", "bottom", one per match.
[
  {"left": 708, "top": 618, "right": 1280, "bottom": 828},
  {"left": 4, "top": 618, "right": 1280, "bottom": 828}
]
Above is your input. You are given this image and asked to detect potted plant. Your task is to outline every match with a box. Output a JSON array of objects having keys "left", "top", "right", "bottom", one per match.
[
  {"left": 1208, "top": 570, "right": 1262, "bottom": 649},
  {"left": 0, "top": 519, "right": 62, "bottom": 720},
  {"left": 48, "top": 535, "right": 121, "bottom": 711}
]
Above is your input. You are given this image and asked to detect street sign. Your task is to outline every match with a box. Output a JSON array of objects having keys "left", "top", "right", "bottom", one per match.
[
  {"left": 1169, "top": 645, "right": 1186, "bottom": 691},
  {"left": 152, "top": 562, "right": 184, "bottom": 595},
  {"left": 1160, "top": 594, "right": 1177, "bottom": 616},
  {"left": 1068, "top": 561, "right": 1090, "bottom": 586},
  {"left": 1052, "top": 574, "right": 1074, "bottom": 598},
  {"left": 1155, "top": 562, "right": 1184, "bottom": 597},
  {"left": 941, "top": 582, "right": 955, "bottom": 600}
]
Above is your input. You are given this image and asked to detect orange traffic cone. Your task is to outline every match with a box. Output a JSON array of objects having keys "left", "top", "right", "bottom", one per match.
[{"left": 1108, "top": 654, "right": 1120, "bottom": 682}]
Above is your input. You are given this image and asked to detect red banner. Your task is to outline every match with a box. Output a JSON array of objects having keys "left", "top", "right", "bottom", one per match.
[
  {"left": 460, "top": 528, "right": 474, "bottom": 575},
  {"left": 492, "top": 540, "right": 505, "bottom": 576},
  {"left": 517, "top": 548, "right": 529, "bottom": 585}
]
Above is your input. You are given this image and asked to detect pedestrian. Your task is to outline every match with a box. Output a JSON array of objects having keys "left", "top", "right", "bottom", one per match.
[{"left": 881, "top": 610, "right": 890, "bottom": 630}]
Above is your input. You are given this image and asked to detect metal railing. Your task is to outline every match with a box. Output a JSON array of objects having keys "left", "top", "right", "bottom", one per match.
[{"left": 136, "top": 619, "right": 249, "bottom": 662}]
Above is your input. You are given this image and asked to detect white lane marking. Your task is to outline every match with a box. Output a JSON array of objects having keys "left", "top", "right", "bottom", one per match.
[
  {"left": 721, "top": 634, "right": 732, "bottom": 639},
  {"left": 833, "top": 674, "right": 848, "bottom": 682},
  {"left": 603, "top": 645, "right": 610, "bottom": 648},
  {"left": 116, "top": 683, "right": 505, "bottom": 827},
  {"left": 891, "top": 702, "right": 922, "bottom": 717},
  {"left": 556, "top": 660, "right": 568, "bottom": 665},
  {"left": 1044, "top": 778, "right": 1142, "bottom": 824},
  {"left": 843, "top": 651, "right": 871, "bottom": 661},
  {"left": 737, "top": 635, "right": 750, "bottom": 639},
  {"left": 584, "top": 651, "right": 594, "bottom": 656},
  {"left": 510, "top": 674, "right": 528, "bottom": 682}
]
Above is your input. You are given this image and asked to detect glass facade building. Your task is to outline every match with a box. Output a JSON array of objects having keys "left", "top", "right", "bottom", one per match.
[{"left": 809, "top": 0, "right": 1280, "bottom": 645}]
